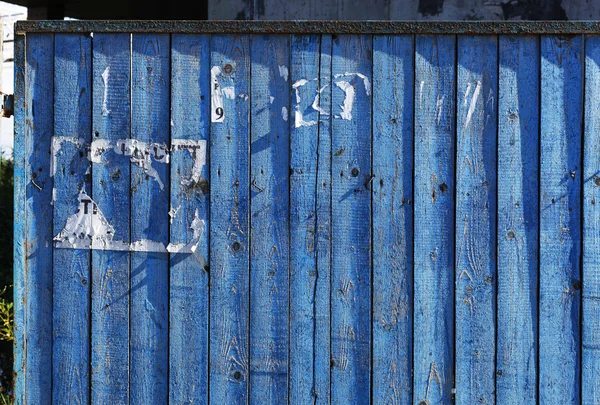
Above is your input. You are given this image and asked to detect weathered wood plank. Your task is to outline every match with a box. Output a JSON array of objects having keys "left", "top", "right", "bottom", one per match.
[
  {"left": 169, "top": 33, "right": 210, "bottom": 405},
  {"left": 496, "top": 35, "right": 539, "bottom": 404},
  {"left": 413, "top": 35, "right": 456, "bottom": 405},
  {"left": 130, "top": 34, "right": 170, "bottom": 404},
  {"left": 539, "top": 34, "right": 583, "bottom": 404},
  {"left": 371, "top": 34, "right": 413, "bottom": 405},
  {"left": 91, "top": 33, "right": 131, "bottom": 404},
  {"left": 52, "top": 33, "right": 92, "bottom": 405},
  {"left": 583, "top": 34, "right": 600, "bottom": 405},
  {"left": 455, "top": 34, "right": 498, "bottom": 405},
  {"left": 330, "top": 34, "right": 372, "bottom": 405},
  {"left": 289, "top": 33, "right": 332, "bottom": 405},
  {"left": 209, "top": 34, "right": 251, "bottom": 405},
  {"left": 15, "top": 33, "right": 54, "bottom": 405},
  {"left": 249, "top": 34, "right": 290, "bottom": 405}
]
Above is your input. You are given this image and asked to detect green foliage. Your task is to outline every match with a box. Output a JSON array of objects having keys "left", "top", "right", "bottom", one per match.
[{"left": 0, "top": 156, "right": 12, "bottom": 401}]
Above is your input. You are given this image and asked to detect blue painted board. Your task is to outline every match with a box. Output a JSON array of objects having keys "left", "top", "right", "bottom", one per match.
[
  {"left": 413, "top": 35, "right": 456, "bottom": 405},
  {"left": 539, "top": 34, "right": 583, "bottom": 405},
  {"left": 496, "top": 35, "right": 539, "bottom": 404},
  {"left": 13, "top": 31, "right": 26, "bottom": 405},
  {"left": 289, "top": 33, "right": 332, "bottom": 405},
  {"left": 209, "top": 34, "right": 251, "bottom": 405},
  {"left": 371, "top": 34, "right": 414, "bottom": 405},
  {"left": 169, "top": 34, "right": 210, "bottom": 405},
  {"left": 52, "top": 33, "right": 92, "bottom": 404},
  {"left": 130, "top": 34, "right": 170, "bottom": 405},
  {"left": 583, "top": 35, "right": 600, "bottom": 405},
  {"left": 249, "top": 34, "right": 290, "bottom": 405},
  {"left": 91, "top": 33, "right": 131, "bottom": 404},
  {"left": 330, "top": 34, "right": 372, "bottom": 405},
  {"left": 455, "top": 35, "right": 498, "bottom": 405},
  {"left": 15, "top": 33, "right": 54, "bottom": 405}
]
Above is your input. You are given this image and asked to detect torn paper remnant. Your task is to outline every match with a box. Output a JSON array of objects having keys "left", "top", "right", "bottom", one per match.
[{"left": 166, "top": 209, "right": 205, "bottom": 254}]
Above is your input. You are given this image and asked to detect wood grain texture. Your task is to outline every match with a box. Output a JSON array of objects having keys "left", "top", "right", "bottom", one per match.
[
  {"left": 539, "top": 34, "right": 583, "bottom": 405},
  {"left": 455, "top": 34, "right": 498, "bottom": 405},
  {"left": 371, "top": 34, "right": 414, "bottom": 405},
  {"left": 91, "top": 33, "right": 131, "bottom": 404},
  {"left": 209, "top": 34, "right": 251, "bottom": 405},
  {"left": 330, "top": 34, "right": 372, "bottom": 405},
  {"left": 129, "top": 34, "right": 170, "bottom": 404},
  {"left": 496, "top": 35, "right": 539, "bottom": 404},
  {"left": 249, "top": 34, "right": 290, "bottom": 405},
  {"left": 52, "top": 33, "right": 92, "bottom": 405},
  {"left": 169, "top": 33, "right": 210, "bottom": 405},
  {"left": 413, "top": 35, "right": 456, "bottom": 405},
  {"left": 583, "top": 34, "right": 600, "bottom": 405},
  {"left": 289, "top": 33, "right": 332, "bottom": 405},
  {"left": 16, "top": 33, "right": 54, "bottom": 405}
]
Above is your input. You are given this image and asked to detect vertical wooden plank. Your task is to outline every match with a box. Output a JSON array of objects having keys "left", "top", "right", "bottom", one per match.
[
  {"left": 413, "top": 35, "right": 456, "bottom": 405},
  {"left": 169, "top": 34, "right": 210, "bottom": 405},
  {"left": 496, "top": 35, "right": 539, "bottom": 404},
  {"left": 13, "top": 31, "right": 26, "bottom": 405},
  {"left": 583, "top": 35, "right": 600, "bottom": 405},
  {"left": 289, "top": 33, "right": 332, "bottom": 405},
  {"left": 91, "top": 33, "right": 131, "bottom": 404},
  {"left": 209, "top": 34, "right": 251, "bottom": 405},
  {"left": 371, "top": 34, "right": 414, "bottom": 405},
  {"left": 455, "top": 35, "right": 498, "bottom": 405},
  {"left": 14, "top": 33, "right": 54, "bottom": 405},
  {"left": 249, "top": 34, "right": 290, "bottom": 404},
  {"left": 330, "top": 34, "right": 372, "bottom": 405},
  {"left": 130, "top": 34, "right": 170, "bottom": 404},
  {"left": 539, "top": 34, "right": 583, "bottom": 404},
  {"left": 52, "top": 33, "right": 92, "bottom": 404}
]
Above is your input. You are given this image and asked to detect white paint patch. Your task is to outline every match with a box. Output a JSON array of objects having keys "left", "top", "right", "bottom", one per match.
[
  {"left": 282, "top": 106, "right": 288, "bottom": 121},
  {"left": 294, "top": 111, "right": 317, "bottom": 128},
  {"left": 292, "top": 79, "right": 310, "bottom": 103},
  {"left": 130, "top": 239, "right": 166, "bottom": 252},
  {"left": 115, "top": 139, "right": 169, "bottom": 190},
  {"left": 51, "top": 137, "right": 86, "bottom": 177},
  {"left": 89, "top": 139, "right": 111, "bottom": 164},
  {"left": 465, "top": 81, "right": 482, "bottom": 129},
  {"left": 168, "top": 204, "right": 181, "bottom": 224},
  {"left": 166, "top": 209, "right": 205, "bottom": 254},
  {"left": 312, "top": 84, "right": 329, "bottom": 116},
  {"left": 222, "top": 86, "right": 235, "bottom": 100},
  {"left": 333, "top": 72, "right": 371, "bottom": 95},
  {"left": 292, "top": 78, "right": 318, "bottom": 128},
  {"left": 463, "top": 82, "right": 472, "bottom": 107},
  {"left": 278, "top": 65, "right": 289, "bottom": 82},
  {"left": 436, "top": 95, "right": 446, "bottom": 126},
  {"left": 101, "top": 66, "right": 111, "bottom": 116},
  {"left": 270, "top": 96, "right": 275, "bottom": 104},
  {"left": 211, "top": 66, "right": 225, "bottom": 123},
  {"left": 335, "top": 81, "right": 355, "bottom": 120},
  {"left": 419, "top": 81, "right": 425, "bottom": 108},
  {"left": 171, "top": 139, "right": 207, "bottom": 187}
]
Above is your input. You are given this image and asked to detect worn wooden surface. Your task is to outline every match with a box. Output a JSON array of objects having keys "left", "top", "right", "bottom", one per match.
[
  {"left": 496, "top": 35, "right": 540, "bottom": 405},
  {"left": 169, "top": 33, "right": 210, "bottom": 404},
  {"left": 14, "top": 32, "right": 600, "bottom": 404},
  {"left": 91, "top": 33, "right": 131, "bottom": 404},
  {"left": 413, "top": 34, "right": 456, "bottom": 405},
  {"left": 539, "top": 34, "right": 583, "bottom": 405},
  {"left": 371, "top": 34, "right": 413, "bottom": 405},
  {"left": 455, "top": 34, "right": 498, "bottom": 405}
]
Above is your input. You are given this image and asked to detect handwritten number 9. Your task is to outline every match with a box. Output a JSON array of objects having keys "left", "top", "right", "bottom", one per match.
[{"left": 216, "top": 107, "right": 224, "bottom": 120}]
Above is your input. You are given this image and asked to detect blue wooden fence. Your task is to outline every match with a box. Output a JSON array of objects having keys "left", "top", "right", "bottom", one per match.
[{"left": 12, "top": 21, "right": 600, "bottom": 404}]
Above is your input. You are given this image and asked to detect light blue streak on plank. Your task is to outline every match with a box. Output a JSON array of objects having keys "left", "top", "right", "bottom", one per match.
[
  {"left": 169, "top": 33, "right": 210, "bottom": 405},
  {"left": 330, "top": 34, "right": 372, "bottom": 405},
  {"left": 413, "top": 35, "right": 456, "bottom": 405},
  {"left": 289, "top": 33, "right": 332, "bottom": 405},
  {"left": 371, "top": 34, "right": 414, "bottom": 405},
  {"left": 91, "top": 33, "right": 131, "bottom": 404},
  {"left": 209, "top": 34, "right": 251, "bottom": 405},
  {"left": 539, "top": 34, "right": 583, "bottom": 405},
  {"left": 583, "top": 34, "right": 600, "bottom": 405},
  {"left": 496, "top": 35, "right": 539, "bottom": 404},
  {"left": 249, "top": 34, "right": 290, "bottom": 405},
  {"left": 15, "top": 33, "right": 54, "bottom": 405},
  {"left": 52, "top": 33, "right": 92, "bottom": 405},
  {"left": 455, "top": 34, "right": 498, "bottom": 405},
  {"left": 130, "top": 34, "right": 170, "bottom": 405}
]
